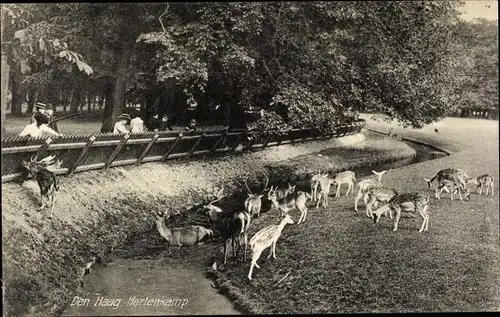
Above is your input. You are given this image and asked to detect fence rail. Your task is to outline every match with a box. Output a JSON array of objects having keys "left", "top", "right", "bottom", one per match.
[{"left": 1, "top": 120, "right": 366, "bottom": 183}]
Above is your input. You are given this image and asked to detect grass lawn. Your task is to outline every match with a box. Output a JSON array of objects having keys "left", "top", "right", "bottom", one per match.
[{"left": 211, "top": 116, "right": 500, "bottom": 313}]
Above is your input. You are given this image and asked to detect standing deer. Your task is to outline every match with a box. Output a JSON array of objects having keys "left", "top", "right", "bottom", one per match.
[
  {"left": 354, "top": 170, "right": 388, "bottom": 212},
  {"left": 244, "top": 173, "right": 269, "bottom": 218},
  {"left": 268, "top": 186, "right": 311, "bottom": 224},
  {"left": 310, "top": 171, "right": 329, "bottom": 201},
  {"left": 248, "top": 214, "right": 294, "bottom": 280},
  {"left": 315, "top": 176, "right": 335, "bottom": 209},
  {"left": 332, "top": 171, "right": 356, "bottom": 197},
  {"left": 467, "top": 174, "right": 494, "bottom": 196},
  {"left": 21, "top": 155, "right": 61, "bottom": 218},
  {"left": 196, "top": 188, "right": 251, "bottom": 264},
  {"left": 425, "top": 168, "right": 471, "bottom": 201}
]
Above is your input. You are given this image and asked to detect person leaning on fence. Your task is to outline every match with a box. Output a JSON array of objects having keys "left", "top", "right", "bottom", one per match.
[
  {"left": 185, "top": 118, "right": 197, "bottom": 133},
  {"left": 30, "top": 102, "right": 50, "bottom": 124},
  {"left": 20, "top": 112, "right": 61, "bottom": 138},
  {"left": 130, "top": 110, "right": 145, "bottom": 133},
  {"left": 113, "top": 113, "right": 131, "bottom": 134}
]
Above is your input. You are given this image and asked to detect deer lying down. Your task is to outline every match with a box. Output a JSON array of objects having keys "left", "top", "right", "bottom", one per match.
[{"left": 155, "top": 211, "right": 213, "bottom": 246}]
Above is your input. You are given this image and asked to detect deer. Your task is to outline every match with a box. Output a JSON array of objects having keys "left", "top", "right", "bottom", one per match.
[
  {"left": 21, "top": 155, "right": 60, "bottom": 218},
  {"left": 244, "top": 173, "right": 269, "bottom": 218},
  {"left": 315, "top": 176, "right": 335, "bottom": 209},
  {"left": 372, "top": 192, "right": 431, "bottom": 233},
  {"left": 310, "top": 171, "right": 329, "bottom": 201},
  {"left": 365, "top": 186, "right": 399, "bottom": 218},
  {"left": 195, "top": 188, "right": 252, "bottom": 264},
  {"left": 267, "top": 186, "right": 311, "bottom": 224},
  {"left": 424, "top": 168, "right": 471, "bottom": 202},
  {"left": 248, "top": 213, "right": 295, "bottom": 280},
  {"left": 467, "top": 174, "right": 494, "bottom": 196},
  {"left": 155, "top": 210, "right": 213, "bottom": 246},
  {"left": 332, "top": 171, "right": 356, "bottom": 198},
  {"left": 354, "top": 170, "right": 389, "bottom": 212}
]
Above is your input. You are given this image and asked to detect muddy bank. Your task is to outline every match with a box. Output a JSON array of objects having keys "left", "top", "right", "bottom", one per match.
[{"left": 2, "top": 132, "right": 414, "bottom": 317}]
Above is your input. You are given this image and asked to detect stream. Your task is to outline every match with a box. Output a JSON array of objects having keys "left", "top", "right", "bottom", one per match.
[{"left": 61, "top": 136, "right": 447, "bottom": 316}]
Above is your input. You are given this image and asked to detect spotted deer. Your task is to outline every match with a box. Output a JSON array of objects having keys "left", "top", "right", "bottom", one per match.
[
  {"left": 424, "top": 168, "right": 471, "bottom": 201},
  {"left": 468, "top": 174, "right": 494, "bottom": 196},
  {"left": 332, "top": 171, "right": 356, "bottom": 197},
  {"left": 267, "top": 186, "right": 311, "bottom": 224},
  {"left": 248, "top": 214, "right": 294, "bottom": 280},
  {"left": 373, "top": 192, "right": 431, "bottom": 233},
  {"left": 365, "top": 186, "right": 398, "bottom": 218},
  {"left": 354, "top": 170, "right": 389, "bottom": 212},
  {"left": 244, "top": 173, "right": 269, "bottom": 218},
  {"left": 310, "top": 171, "right": 329, "bottom": 201}
]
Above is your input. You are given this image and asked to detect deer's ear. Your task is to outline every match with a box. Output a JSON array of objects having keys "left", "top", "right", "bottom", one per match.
[
  {"left": 248, "top": 193, "right": 252, "bottom": 197},
  {"left": 259, "top": 194, "right": 264, "bottom": 199}
]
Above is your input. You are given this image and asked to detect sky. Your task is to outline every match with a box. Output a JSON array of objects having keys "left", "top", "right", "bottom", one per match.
[{"left": 459, "top": 0, "right": 498, "bottom": 21}]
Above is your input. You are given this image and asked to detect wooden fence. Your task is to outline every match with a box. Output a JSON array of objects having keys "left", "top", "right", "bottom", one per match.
[{"left": 1, "top": 120, "right": 366, "bottom": 183}]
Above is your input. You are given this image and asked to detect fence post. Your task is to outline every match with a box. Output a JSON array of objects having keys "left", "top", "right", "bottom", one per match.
[
  {"left": 211, "top": 131, "right": 228, "bottom": 153},
  {"left": 187, "top": 133, "right": 206, "bottom": 158},
  {"left": 104, "top": 134, "right": 130, "bottom": 170},
  {"left": 162, "top": 132, "right": 183, "bottom": 161},
  {"left": 33, "top": 137, "right": 53, "bottom": 160},
  {"left": 68, "top": 135, "right": 96, "bottom": 176},
  {"left": 262, "top": 132, "right": 273, "bottom": 148},
  {"left": 301, "top": 128, "right": 308, "bottom": 142},
  {"left": 136, "top": 133, "right": 159, "bottom": 166}
]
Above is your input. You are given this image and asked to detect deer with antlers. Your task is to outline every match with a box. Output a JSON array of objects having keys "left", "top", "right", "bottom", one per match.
[
  {"left": 21, "top": 155, "right": 62, "bottom": 218},
  {"left": 244, "top": 173, "right": 269, "bottom": 218},
  {"left": 195, "top": 187, "right": 252, "bottom": 264}
]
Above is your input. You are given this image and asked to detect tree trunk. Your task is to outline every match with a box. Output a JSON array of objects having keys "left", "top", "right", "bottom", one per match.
[
  {"left": 98, "top": 93, "right": 104, "bottom": 111},
  {"left": 100, "top": 83, "right": 115, "bottom": 132},
  {"left": 70, "top": 89, "right": 82, "bottom": 113},
  {"left": 10, "top": 72, "right": 23, "bottom": 117},
  {"left": 100, "top": 45, "right": 133, "bottom": 132},
  {"left": 1, "top": 56, "right": 9, "bottom": 134},
  {"left": 26, "top": 88, "right": 36, "bottom": 114}
]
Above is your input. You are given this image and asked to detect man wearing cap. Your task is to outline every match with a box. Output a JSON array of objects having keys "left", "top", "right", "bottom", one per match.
[
  {"left": 30, "top": 102, "right": 50, "bottom": 124},
  {"left": 113, "top": 113, "right": 131, "bottom": 134}
]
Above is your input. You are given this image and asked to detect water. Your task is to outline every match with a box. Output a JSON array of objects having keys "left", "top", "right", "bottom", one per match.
[{"left": 61, "top": 137, "right": 447, "bottom": 316}]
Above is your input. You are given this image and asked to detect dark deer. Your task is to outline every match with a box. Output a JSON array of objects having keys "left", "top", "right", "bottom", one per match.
[{"left": 21, "top": 155, "right": 60, "bottom": 218}]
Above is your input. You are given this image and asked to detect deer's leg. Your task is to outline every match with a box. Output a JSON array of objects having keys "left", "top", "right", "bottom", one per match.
[
  {"left": 354, "top": 190, "right": 363, "bottom": 211},
  {"left": 366, "top": 196, "right": 376, "bottom": 218},
  {"left": 477, "top": 184, "right": 482, "bottom": 195},
  {"left": 248, "top": 249, "right": 263, "bottom": 280},
  {"left": 336, "top": 183, "right": 341, "bottom": 198},
  {"left": 266, "top": 245, "right": 273, "bottom": 259},
  {"left": 491, "top": 182, "right": 494, "bottom": 196},
  {"left": 435, "top": 185, "right": 442, "bottom": 199},
  {"left": 37, "top": 190, "right": 44, "bottom": 211},
  {"left": 49, "top": 191, "right": 56, "bottom": 218},
  {"left": 316, "top": 193, "right": 322, "bottom": 209},
  {"left": 272, "top": 241, "right": 277, "bottom": 259},
  {"left": 418, "top": 205, "right": 429, "bottom": 233},
  {"left": 393, "top": 207, "right": 402, "bottom": 232}
]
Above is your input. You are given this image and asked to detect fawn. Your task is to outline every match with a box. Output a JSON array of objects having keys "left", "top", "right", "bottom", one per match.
[
  {"left": 268, "top": 186, "right": 311, "bottom": 224},
  {"left": 468, "top": 174, "right": 494, "bottom": 196},
  {"left": 248, "top": 214, "right": 294, "bottom": 280},
  {"left": 332, "top": 171, "right": 356, "bottom": 197},
  {"left": 365, "top": 186, "right": 398, "bottom": 218}
]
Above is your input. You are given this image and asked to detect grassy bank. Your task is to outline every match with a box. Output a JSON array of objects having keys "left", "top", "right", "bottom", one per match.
[
  {"left": 2, "top": 132, "right": 415, "bottom": 317},
  {"left": 208, "top": 116, "right": 500, "bottom": 313}
]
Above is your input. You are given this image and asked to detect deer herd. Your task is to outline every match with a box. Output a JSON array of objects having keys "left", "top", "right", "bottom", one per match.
[{"left": 154, "top": 166, "right": 494, "bottom": 280}]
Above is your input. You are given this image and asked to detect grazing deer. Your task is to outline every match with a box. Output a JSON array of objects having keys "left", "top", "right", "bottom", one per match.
[
  {"left": 425, "top": 168, "right": 471, "bottom": 201},
  {"left": 268, "top": 186, "right": 311, "bottom": 224},
  {"left": 155, "top": 211, "right": 213, "bottom": 246},
  {"left": 21, "top": 155, "right": 60, "bottom": 218},
  {"left": 467, "top": 174, "right": 494, "bottom": 196},
  {"left": 373, "top": 192, "right": 431, "bottom": 233},
  {"left": 354, "top": 170, "right": 389, "bottom": 212},
  {"left": 248, "top": 214, "right": 294, "bottom": 280},
  {"left": 310, "top": 171, "right": 329, "bottom": 201},
  {"left": 196, "top": 188, "right": 252, "bottom": 264},
  {"left": 315, "top": 176, "right": 335, "bottom": 209},
  {"left": 332, "top": 171, "right": 356, "bottom": 197},
  {"left": 244, "top": 173, "right": 269, "bottom": 218},
  {"left": 365, "top": 186, "right": 398, "bottom": 218}
]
